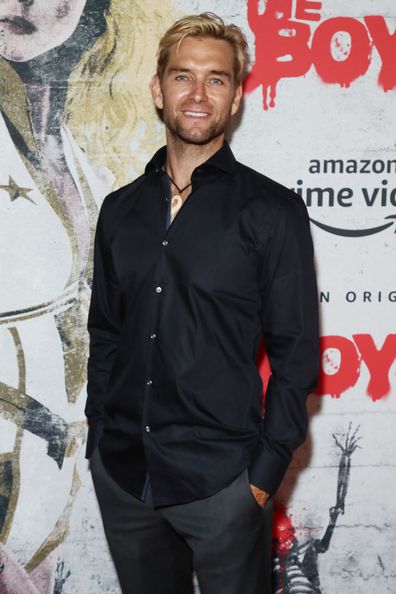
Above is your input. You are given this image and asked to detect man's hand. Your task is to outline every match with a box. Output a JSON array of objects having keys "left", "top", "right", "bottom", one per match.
[{"left": 249, "top": 484, "right": 270, "bottom": 508}]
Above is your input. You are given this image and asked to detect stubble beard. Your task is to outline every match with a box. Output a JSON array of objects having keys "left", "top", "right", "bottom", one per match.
[{"left": 163, "top": 110, "right": 227, "bottom": 147}]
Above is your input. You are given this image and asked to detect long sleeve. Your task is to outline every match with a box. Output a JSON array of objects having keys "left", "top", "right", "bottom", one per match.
[
  {"left": 85, "top": 199, "right": 121, "bottom": 458},
  {"left": 248, "top": 194, "right": 320, "bottom": 495}
]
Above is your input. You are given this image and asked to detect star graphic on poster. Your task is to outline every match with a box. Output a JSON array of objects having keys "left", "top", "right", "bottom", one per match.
[{"left": 0, "top": 176, "right": 35, "bottom": 204}]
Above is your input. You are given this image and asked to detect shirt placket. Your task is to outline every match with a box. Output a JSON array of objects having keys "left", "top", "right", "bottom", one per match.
[{"left": 140, "top": 173, "right": 171, "bottom": 498}]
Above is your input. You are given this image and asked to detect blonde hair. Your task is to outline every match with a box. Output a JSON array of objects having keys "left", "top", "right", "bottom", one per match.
[
  {"left": 156, "top": 12, "right": 249, "bottom": 86},
  {"left": 65, "top": 0, "right": 176, "bottom": 186}
]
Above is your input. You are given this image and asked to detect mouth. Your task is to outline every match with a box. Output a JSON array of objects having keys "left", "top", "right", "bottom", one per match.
[
  {"left": 0, "top": 16, "right": 37, "bottom": 35},
  {"left": 182, "top": 111, "right": 211, "bottom": 119}
]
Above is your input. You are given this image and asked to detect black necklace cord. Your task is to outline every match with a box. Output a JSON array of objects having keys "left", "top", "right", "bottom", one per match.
[{"left": 166, "top": 171, "right": 192, "bottom": 194}]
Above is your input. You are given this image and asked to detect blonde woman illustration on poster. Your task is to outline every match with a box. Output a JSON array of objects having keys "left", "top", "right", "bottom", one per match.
[{"left": 0, "top": 0, "right": 173, "bottom": 591}]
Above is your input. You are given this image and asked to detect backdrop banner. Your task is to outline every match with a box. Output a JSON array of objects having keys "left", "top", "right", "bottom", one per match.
[{"left": 0, "top": 1, "right": 394, "bottom": 593}]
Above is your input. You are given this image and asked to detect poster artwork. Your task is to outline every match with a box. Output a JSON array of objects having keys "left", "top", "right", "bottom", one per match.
[
  {"left": 273, "top": 424, "right": 361, "bottom": 594},
  {"left": 1, "top": 0, "right": 395, "bottom": 592},
  {"left": 0, "top": 0, "right": 173, "bottom": 591},
  {"left": 246, "top": 0, "right": 396, "bottom": 109}
]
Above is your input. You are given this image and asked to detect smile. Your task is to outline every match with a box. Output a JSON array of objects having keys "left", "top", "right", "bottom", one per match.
[{"left": 183, "top": 111, "right": 210, "bottom": 118}]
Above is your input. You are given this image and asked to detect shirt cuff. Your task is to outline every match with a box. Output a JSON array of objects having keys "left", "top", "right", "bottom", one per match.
[{"left": 247, "top": 442, "right": 291, "bottom": 495}]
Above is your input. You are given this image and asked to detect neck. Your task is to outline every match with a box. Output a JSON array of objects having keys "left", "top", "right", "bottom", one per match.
[
  {"left": 6, "top": 59, "right": 64, "bottom": 143},
  {"left": 164, "top": 131, "right": 224, "bottom": 185},
  {"left": 25, "top": 84, "right": 57, "bottom": 144}
]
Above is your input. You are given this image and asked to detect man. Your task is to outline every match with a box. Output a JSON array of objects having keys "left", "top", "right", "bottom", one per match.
[{"left": 85, "top": 12, "right": 319, "bottom": 594}]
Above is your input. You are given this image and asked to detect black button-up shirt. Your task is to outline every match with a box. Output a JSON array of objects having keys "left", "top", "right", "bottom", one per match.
[{"left": 85, "top": 142, "right": 319, "bottom": 506}]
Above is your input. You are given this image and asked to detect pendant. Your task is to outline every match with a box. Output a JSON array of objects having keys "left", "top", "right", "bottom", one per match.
[{"left": 170, "top": 194, "right": 183, "bottom": 220}]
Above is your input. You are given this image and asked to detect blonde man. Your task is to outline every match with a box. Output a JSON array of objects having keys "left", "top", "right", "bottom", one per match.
[{"left": 86, "top": 12, "right": 319, "bottom": 594}]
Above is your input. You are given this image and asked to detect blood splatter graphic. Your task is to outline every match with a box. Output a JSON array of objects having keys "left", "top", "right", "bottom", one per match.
[
  {"left": 246, "top": 0, "right": 312, "bottom": 109},
  {"left": 257, "top": 332, "right": 395, "bottom": 402},
  {"left": 273, "top": 424, "right": 361, "bottom": 594},
  {"left": 256, "top": 338, "right": 271, "bottom": 400},
  {"left": 311, "top": 17, "right": 372, "bottom": 87},
  {"left": 245, "top": 0, "right": 395, "bottom": 109},
  {"left": 273, "top": 504, "right": 296, "bottom": 556},
  {"left": 316, "top": 334, "right": 396, "bottom": 401},
  {"left": 364, "top": 16, "right": 396, "bottom": 92},
  {"left": 272, "top": 504, "right": 296, "bottom": 594},
  {"left": 353, "top": 334, "right": 396, "bottom": 401},
  {"left": 316, "top": 335, "right": 361, "bottom": 398}
]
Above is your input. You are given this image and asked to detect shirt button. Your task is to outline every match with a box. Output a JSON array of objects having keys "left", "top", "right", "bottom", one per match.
[
  {"left": 146, "top": 379, "right": 153, "bottom": 386},
  {"left": 150, "top": 333, "right": 157, "bottom": 339},
  {"left": 145, "top": 425, "right": 151, "bottom": 432},
  {"left": 155, "top": 286, "right": 162, "bottom": 293},
  {"left": 162, "top": 240, "right": 168, "bottom": 246}
]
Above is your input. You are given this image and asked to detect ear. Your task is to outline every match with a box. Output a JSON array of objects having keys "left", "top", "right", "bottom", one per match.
[
  {"left": 230, "top": 83, "right": 243, "bottom": 116},
  {"left": 151, "top": 74, "right": 164, "bottom": 110}
]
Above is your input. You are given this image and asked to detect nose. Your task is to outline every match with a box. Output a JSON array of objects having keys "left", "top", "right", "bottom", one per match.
[
  {"left": 189, "top": 79, "right": 208, "bottom": 103},
  {"left": 18, "top": 0, "right": 34, "bottom": 5}
]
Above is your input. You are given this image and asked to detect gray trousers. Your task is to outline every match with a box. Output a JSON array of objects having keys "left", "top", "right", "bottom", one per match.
[{"left": 91, "top": 447, "right": 273, "bottom": 594}]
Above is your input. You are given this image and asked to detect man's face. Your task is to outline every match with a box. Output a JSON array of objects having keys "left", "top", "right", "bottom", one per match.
[
  {"left": 0, "top": 0, "right": 86, "bottom": 61},
  {"left": 151, "top": 36, "right": 242, "bottom": 146}
]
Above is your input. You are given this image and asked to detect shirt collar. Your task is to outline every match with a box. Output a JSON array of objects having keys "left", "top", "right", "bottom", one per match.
[{"left": 145, "top": 141, "right": 237, "bottom": 177}]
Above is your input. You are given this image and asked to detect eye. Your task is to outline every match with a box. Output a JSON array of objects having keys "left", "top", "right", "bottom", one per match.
[
  {"left": 175, "top": 75, "right": 188, "bottom": 81},
  {"left": 211, "top": 78, "right": 224, "bottom": 85}
]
